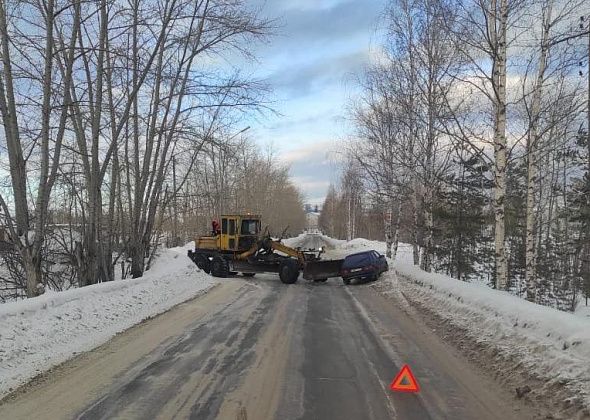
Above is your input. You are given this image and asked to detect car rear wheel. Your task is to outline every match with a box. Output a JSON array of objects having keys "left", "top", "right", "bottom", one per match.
[{"left": 343, "top": 278, "right": 351, "bottom": 285}]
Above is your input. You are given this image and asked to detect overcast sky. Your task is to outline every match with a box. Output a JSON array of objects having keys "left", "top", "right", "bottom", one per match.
[{"left": 245, "top": 0, "right": 385, "bottom": 205}]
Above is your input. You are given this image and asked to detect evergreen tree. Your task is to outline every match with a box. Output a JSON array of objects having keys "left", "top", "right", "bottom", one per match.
[
  {"left": 569, "top": 131, "right": 590, "bottom": 308},
  {"left": 505, "top": 159, "right": 527, "bottom": 293},
  {"left": 434, "top": 153, "right": 493, "bottom": 282}
]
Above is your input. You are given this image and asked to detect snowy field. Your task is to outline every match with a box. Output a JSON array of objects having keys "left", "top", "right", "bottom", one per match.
[
  {"left": 0, "top": 243, "right": 216, "bottom": 399},
  {"left": 322, "top": 235, "right": 590, "bottom": 414}
]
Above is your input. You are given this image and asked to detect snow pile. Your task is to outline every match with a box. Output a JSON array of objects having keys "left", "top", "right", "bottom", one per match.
[
  {"left": 395, "top": 263, "right": 590, "bottom": 413},
  {"left": 576, "top": 304, "right": 590, "bottom": 319},
  {"left": 282, "top": 233, "right": 307, "bottom": 247},
  {"left": 0, "top": 244, "right": 216, "bottom": 399},
  {"left": 283, "top": 233, "right": 344, "bottom": 249},
  {"left": 330, "top": 236, "right": 590, "bottom": 414},
  {"left": 338, "top": 238, "right": 387, "bottom": 252},
  {"left": 391, "top": 244, "right": 590, "bottom": 389}
]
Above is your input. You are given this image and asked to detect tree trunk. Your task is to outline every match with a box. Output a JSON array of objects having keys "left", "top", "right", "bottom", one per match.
[
  {"left": 385, "top": 197, "right": 394, "bottom": 258},
  {"left": 583, "top": 18, "right": 590, "bottom": 309},
  {"left": 422, "top": 187, "right": 433, "bottom": 273},
  {"left": 411, "top": 182, "right": 420, "bottom": 265},
  {"left": 129, "top": 242, "right": 145, "bottom": 278},
  {"left": 491, "top": 0, "right": 509, "bottom": 290},
  {"left": 23, "top": 248, "right": 42, "bottom": 297},
  {"left": 392, "top": 199, "right": 402, "bottom": 260},
  {"left": 525, "top": 0, "right": 552, "bottom": 301}
]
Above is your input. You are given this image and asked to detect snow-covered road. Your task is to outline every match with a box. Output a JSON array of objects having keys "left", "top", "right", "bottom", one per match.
[
  {"left": 0, "top": 235, "right": 534, "bottom": 419},
  {"left": 1, "top": 234, "right": 588, "bottom": 419}
]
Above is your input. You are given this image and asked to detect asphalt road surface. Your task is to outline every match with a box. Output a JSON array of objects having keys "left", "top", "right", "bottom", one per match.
[{"left": 0, "top": 236, "right": 531, "bottom": 420}]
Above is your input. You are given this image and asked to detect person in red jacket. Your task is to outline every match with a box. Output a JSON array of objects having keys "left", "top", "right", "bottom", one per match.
[{"left": 211, "top": 219, "right": 221, "bottom": 235}]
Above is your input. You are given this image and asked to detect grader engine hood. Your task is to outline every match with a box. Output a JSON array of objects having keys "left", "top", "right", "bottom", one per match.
[{"left": 302, "top": 259, "right": 344, "bottom": 280}]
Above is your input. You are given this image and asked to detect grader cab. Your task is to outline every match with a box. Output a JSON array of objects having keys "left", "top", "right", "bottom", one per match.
[
  {"left": 195, "top": 215, "right": 261, "bottom": 253},
  {"left": 188, "top": 214, "right": 343, "bottom": 284}
]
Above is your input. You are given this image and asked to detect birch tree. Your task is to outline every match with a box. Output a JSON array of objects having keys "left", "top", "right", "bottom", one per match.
[
  {"left": 0, "top": 0, "right": 79, "bottom": 296},
  {"left": 350, "top": 65, "right": 407, "bottom": 258},
  {"left": 351, "top": 0, "right": 460, "bottom": 267},
  {"left": 450, "top": 0, "right": 533, "bottom": 289}
]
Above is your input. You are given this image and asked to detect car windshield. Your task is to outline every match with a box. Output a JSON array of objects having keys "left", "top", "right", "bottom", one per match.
[{"left": 343, "top": 252, "right": 372, "bottom": 268}]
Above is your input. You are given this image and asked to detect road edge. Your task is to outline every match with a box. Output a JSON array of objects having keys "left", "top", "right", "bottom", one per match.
[
  {"left": 0, "top": 281, "right": 220, "bottom": 404},
  {"left": 387, "top": 270, "right": 590, "bottom": 420}
]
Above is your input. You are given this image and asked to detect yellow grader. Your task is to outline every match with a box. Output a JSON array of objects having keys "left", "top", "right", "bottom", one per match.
[{"left": 187, "top": 214, "right": 343, "bottom": 284}]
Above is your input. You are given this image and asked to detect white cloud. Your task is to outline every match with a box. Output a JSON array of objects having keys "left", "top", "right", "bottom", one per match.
[
  {"left": 280, "top": 0, "right": 348, "bottom": 12},
  {"left": 279, "top": 140, "right": 343, "bottom": 165},
  {"left": 291, "top": 176, "right": 331, "bottom": 191}
]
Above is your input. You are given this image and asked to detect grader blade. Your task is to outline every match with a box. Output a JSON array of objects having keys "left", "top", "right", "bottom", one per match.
[{"left": 303, "top": 259, "right": 344, "bottom": 280}]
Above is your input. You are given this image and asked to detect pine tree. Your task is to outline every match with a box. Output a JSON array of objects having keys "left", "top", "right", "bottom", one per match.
[
  {"left": 505, "top": 160, "right": 527, "bottom": 294},
  {"left": 434, "top": 153, "right": 493, "bottom": 282},
  {"left": 569, "top": 131, "right": 590, "bottom": 309}
]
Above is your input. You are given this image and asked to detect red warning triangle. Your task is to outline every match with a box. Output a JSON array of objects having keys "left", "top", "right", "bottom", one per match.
[{"left": 389, "top": 364, "right": 420, "bottom": 393}]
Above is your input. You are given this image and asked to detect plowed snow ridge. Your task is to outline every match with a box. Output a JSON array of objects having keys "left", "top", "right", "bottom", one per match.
[{"left": 0, "top": 243, "right": 216, "bottom": 399}]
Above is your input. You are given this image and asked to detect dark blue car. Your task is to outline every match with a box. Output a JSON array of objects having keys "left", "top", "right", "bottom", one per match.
[{"left": 340, "top": 250, "right": 389, "bottom": 285}]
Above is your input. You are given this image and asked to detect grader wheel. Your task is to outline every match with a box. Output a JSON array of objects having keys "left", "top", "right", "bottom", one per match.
[
  {"left": 279, "top": 259, "right": 299, "bottom": 284},
  {"left": 194, "top": 254, "right": 211, "bottom": 274},
  {"left": 211, "top": 257, "right": 230, "bottom": 278}
]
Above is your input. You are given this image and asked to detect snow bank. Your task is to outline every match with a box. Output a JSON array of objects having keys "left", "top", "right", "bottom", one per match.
[
  {"left": 576, "top": 304, "right": 590, "bottom": 319},
  {"left": 397, "top": 263, "right": 590, "bottom": 367},
  {"left": 338, "top": 238, "right": 387, "bottom": 252},
  {"left": 283, "top": 233, "right": 344, "bottom": 249},
  {"left": 0, "top": 244, "right": 216, "bottom": 399},
  {"left": 392, "top": 243, "right": 590, "bottom": 399},
  {"left": 282, "top": 233, "right": 307, "bottom": 247},
  {"left": 331, "top": 236, "right": 590, "bottom": 413}
]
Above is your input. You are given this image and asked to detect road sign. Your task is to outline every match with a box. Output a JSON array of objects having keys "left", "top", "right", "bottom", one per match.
[{"left": 390, "top": 364, "right": 420, "bottom": 393}]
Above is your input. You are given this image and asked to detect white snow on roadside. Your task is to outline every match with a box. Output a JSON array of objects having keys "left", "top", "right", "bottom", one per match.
[
  {"left": 395, "top": 261, "right": 590, "bottom": 407},
  {"left": 0, "top": 243, "right": 216, "bottom": 399},
  {"left": 283, "top": 232, "right": 344, "bottom": 250},
  {"left": 576, "top": 304, "right": 590, "bottom": 319},
  {"left": 331, "top": 237, "right": 590, "bottom": 411}
]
